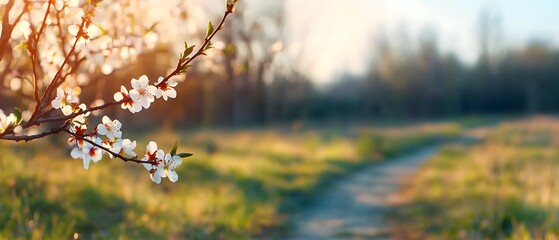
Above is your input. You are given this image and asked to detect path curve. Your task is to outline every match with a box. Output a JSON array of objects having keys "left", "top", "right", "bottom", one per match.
[{"left": 289, "top": 147, "right": 441, "bottom": 239}]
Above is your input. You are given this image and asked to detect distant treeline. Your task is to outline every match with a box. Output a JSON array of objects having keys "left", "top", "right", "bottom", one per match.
[
  {"left": 318, "top": 40, "right": 559, "bottom": 120},
  {"left": 2, "top": 40, "right": 557, "bottom": 128},
  {"left": 148, "top": 39, "right": 559, "bottom": 127}
]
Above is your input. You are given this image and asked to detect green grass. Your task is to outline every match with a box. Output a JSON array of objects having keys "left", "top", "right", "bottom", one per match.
[
  {"left": 388, "top": 117, "right": 559, "bottom": 239},
  {"left": 0, "top": 122, "right": 461, "bottom": 239}
]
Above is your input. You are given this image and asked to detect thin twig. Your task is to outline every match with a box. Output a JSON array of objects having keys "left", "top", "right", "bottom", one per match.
[
  {"left": 64, "top": 129, "right": 153, "bottom": 164},
  {"left": 35, "top": 0, "right": 53, "bottom": 41},
  {"left": 29, "top": 0, "right": 54, "bottom": 105},
  {"left": 156, "top": 9, "right": 233, "bottom": 88},
  {"left": 1, "top": 121, "right": 70, "bottom": 142},
  {"left": 34, "top": 99, "right": 125, "bottom": 125}
]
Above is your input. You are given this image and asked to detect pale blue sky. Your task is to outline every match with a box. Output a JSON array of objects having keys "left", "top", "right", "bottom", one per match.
[{"left": 285, "top": 0, "right": 559, "bottom": 82}]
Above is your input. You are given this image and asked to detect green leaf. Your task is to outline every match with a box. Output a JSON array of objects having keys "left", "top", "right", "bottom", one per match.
[
  {"left": 13, "top": 108, "right": 22, "bottom": 125},
  {"left": 99, "top": 25, "right": 109, "bottom": 36},
  {"left": 206, "top": 21, "right": 214, "bottom": 38},
  {"left": 16, "top": 42, "right": 27, "bottom": 50},
  {"left": 177, "top": 153, "right": 193, "bottom": 158},
  {"left": 144, "top": 22, "right": 159, "bottom": 34},
  {"left": 183, "top": 44, "right": 195, "bottom": 57},
  {"left": 170, "top": 141, "right": 179, "bottom": 156},
  {"left": 179, "top": 64, "right": 191, "bottom": 74},
  {"left": 205, "top": 42, "right": 213, "bottom": 51}
]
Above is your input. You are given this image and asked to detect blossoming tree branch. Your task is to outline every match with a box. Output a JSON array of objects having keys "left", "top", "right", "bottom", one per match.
[{"left": 0, "top": 0, "right": 237, "bottom": 184}]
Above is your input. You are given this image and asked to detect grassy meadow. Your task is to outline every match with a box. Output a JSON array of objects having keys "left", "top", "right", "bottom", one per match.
[
  {"left": 389, "top": 117, "right": 559, "bottom": 239},
  {"left": 0, "top": 122, "right": 461, "bottom": 239}
]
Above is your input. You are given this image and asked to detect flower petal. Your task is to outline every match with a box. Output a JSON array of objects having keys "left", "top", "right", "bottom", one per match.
[
  {"left": 56, "top": 87, "right": 64, "bottom": 97},
  {"left": 138, "top": 75, "right": 149, "bottom": 84},
  {"left": 156, "top": 76, "right": 164, "bottom": 84},
  {"left": 129, "top": 89, "right": 140, "bottom": 101},
  {"left": 68, "top": 25, "right": 79, "bottom": 36},
  {"left": 113, "top": 120, "right": 122, "bottom": 129},
  {"left": 157, "top": 166, "right": 167, "bottom": 178},
  {"left": 143, "top": 163, "right": 153, "bottom": 171},
  {"left": 92, "top": 149, "right": 103, "bottom": 162},
  {"left": 168, "top": 170, "right": 178, "bottom": 182},
  {"left": 151, "top": 176, "right": 161, "bottom": 184},
  {"left": 141, "top": 97, "right": 150, "bottom": 108},
  {"left": 71, "top": 147, "right": 82, "bottom": 159},
  {"left": 150, "top": 170, "right": 162, "bottom": 184},
  {"left": 61, "top": 105, "right": 73, "bottom": 116},
  {"left": 146, "top": 86, "right": 157, "bottom": 95},
  {"left": 147, "top": 141, "right": 157, "bottom": 153},
  {"left": 131, "top": 103, "right": 142, "bottom": 113},
  {"left": 82, "top": 157, "right": 90, "bottom": 169},
  {"left": 51, "top": 99, "right": 62, "bottom": 109},
  {"left": 131, "top": 78, "right": 140, "bottom": 89},
  {"left": 166, "top": 89, "right": 177, "bottom": 99},
  {"left": 114, "top": 131, "right": 122, "bottom": 139},
  {"left": 169, "top": 156, "right": 182, "bottom": 169},
  {"left": 156, "top": 150, "right": 165, "bottom": 160},
  {"left": 114, "top": 92, "right": 124, "bottom": 102},
  {"left": 97, "top": 124, "right": 107, "bottom": 135}
]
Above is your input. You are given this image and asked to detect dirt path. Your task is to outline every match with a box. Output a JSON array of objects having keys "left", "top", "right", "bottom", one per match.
[{"left": 288, "top": 147, "right": 441, "bottom": 239}]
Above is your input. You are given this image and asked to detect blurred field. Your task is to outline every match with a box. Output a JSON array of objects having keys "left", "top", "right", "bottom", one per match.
[
  {"left": 0, "top": 122, "right": 461, "bottom": 239},
  {"left": 389, "top": 117, "right": 559, "bottom": 239}
]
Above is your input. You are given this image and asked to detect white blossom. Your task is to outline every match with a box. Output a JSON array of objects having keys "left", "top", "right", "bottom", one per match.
[
  {"left": 155, "top": 76, "right": 177, "bottom": 101},
  {"left": 102, "top": 139, "right": 116, "bottom": 158},
  {"left": 51, "top": 88, "right": 78, "bottom": 116},
  {"left": 106, "top": 138, "right": 137, "bottom": 157},
  {"left": 113, "top": 86, "right": 141, "bottom": 113},
  {"left": 67, "top": 123, "right": 87, "bottom": 146},
  {"left": 120, "top": 139, "right": 137, "bottom": 156},
  {"left": 71, "top": 136, "right": 103, "bottom": 169},
  {"left": 143, "top": 151, "right": 183, "bottom": 184},
  {"left": 142, "top": 141, "right": 165, "bottom": 184},
  {"left": 12, "top": 20, "right": 31, "bottom": 40},
  {"left": 0, "top": 110, "right": 15, "bottom": 134},
  {"left": 158, "top": 153, "right": 182, "bottom": 182},
  {"left": 129, "top": 75, "right": 156, "bottom": 110},
  {"left": 97, "top": 116, "right": 122, "bottom": 139},
  {"left": 72, "top": 103, "right": 90, "bottom": 124},
  {"left": 68, "top": 23, "right": 100, "bottom": 38}
]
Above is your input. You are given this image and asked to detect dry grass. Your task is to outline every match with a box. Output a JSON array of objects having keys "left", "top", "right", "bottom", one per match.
[{"left": 389, "top": 116, "right": 559, "bottom": 239}]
